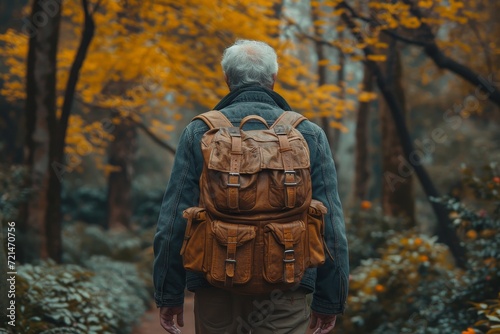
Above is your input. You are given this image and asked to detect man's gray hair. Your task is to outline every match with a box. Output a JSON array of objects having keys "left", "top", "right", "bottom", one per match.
[{"left": 221, "top": 40, "right": 278, "bottom": 90}]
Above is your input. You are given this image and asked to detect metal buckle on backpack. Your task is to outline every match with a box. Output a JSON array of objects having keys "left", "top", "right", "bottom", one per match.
[
  {"left": 284, "top": 170, "right": 298, "bottom": 186},
  {"left": 283, "top": 249, "right": 295, "bottom": 263},
  {"left": 227, "top": 172, "right": 241, "bottom": 188},
  {"left": 228, "top": 127, "right": 241, "bottom": 137},
  {"left": 274, "top": 125, "right": 287, "bottom": 135}
]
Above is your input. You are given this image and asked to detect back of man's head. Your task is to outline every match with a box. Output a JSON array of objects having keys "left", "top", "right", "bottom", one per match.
[{"left": 221, "top": 40, "right": 278, "bottom": 91}]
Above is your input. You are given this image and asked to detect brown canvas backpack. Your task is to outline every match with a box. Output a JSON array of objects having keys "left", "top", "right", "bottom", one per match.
[{"left": 180, "top": 110, "right": 328, "bottom": 294}]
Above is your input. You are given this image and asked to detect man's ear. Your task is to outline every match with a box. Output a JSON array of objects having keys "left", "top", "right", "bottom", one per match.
[
  {"left": 270, "top": 73, "right": 277, "bottom": 90},
  {"left": 224, "top": 73, "right": 231, "bottom": 90}
]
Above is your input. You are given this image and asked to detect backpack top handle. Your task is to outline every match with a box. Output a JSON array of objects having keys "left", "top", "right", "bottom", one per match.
[{"left": 239, "top": 115, "right": 270, "bottom": 129}]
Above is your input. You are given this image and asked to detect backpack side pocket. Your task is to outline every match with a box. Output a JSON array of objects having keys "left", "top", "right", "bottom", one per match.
[
  {"left": 181, "top": 207, "right": 207, "bottom": 272},
  {"left": 306, "top": 200, "right": 327, "bottom": 267}
]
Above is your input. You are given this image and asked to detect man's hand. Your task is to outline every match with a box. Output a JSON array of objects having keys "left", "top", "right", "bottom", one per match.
[
  {"left": 160, "top": 306, "right": 184, "bottom": 334},
  {"left": 309, "top": 311, "right": 337, "bottom": 334}
]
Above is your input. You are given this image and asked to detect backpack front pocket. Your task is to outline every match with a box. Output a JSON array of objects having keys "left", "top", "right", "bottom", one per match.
[
  {"left": 209, "top": 221, "right": 257, "bottom": 287},
  {"left": 263, "top": 220, "right": 306, "bottom": 284}
]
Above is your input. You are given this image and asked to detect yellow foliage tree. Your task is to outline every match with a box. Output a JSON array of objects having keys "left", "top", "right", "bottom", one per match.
[
  {"left": 0, "top": 0, "right": 354, "bottom": 252},
  {"left": 1, "top": 0, "right": 348, "bottom": 164}
]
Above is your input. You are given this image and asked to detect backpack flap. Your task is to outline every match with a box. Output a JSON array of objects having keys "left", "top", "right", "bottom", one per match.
[
  {"left": 205, "top": 126, "right": 311, "bottom": 213},
  {"left": 210, "top": 221, "right": 257, "bottom": 287},
  {"left": 263, "top": 220, "right": 306, "bottom": 284}
]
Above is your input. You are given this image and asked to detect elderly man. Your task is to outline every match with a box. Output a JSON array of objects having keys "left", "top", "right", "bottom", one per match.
[{"left": 153, "top": 40, "right": 349, "bottom": 334}]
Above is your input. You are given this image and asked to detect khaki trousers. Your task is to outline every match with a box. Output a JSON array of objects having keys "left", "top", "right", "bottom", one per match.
[{"left": 194, "top": 287, "right": 311, "bottom": 334}]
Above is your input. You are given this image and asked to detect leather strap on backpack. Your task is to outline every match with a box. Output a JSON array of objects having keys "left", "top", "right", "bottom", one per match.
[
  {"left": 225, "top": 227, "right": 238, "bottom": 288},
  {"left": 193, "top": 110, "right": 233, "bottom": 129},
  {"left": 274, "top": 125, "right": 297, "bottom": 208},
  {"left": 195, "top": 110, "right": 307, "bottom": 129},
  {"left": 227, "top": 127, "right": 242, "bottom": 210},
  {"left": 271, "top": 111, "right": 307, "bottom": 129},
  {"left": 283, "top": 226, "right": 296, "bottom": 283},
  {"left": 194, "top": 110, "right": 242, "bottom": 210},
  {"left": 272, "top": 111, "right": 308, "bottom": 208}
]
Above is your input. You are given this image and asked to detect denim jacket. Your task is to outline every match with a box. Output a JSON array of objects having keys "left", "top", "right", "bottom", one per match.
[{"left": 153, "top": 90, "right": 349, "bottom": 315}]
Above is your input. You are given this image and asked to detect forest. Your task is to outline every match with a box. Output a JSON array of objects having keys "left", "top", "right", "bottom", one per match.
[{"left": 0, "top": 0, "right": 499, "bottom": 333}]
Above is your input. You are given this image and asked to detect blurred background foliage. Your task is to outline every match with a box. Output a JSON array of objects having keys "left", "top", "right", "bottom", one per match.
[{"left": 0, "top": 0, "right": 499, "bottom": 333}]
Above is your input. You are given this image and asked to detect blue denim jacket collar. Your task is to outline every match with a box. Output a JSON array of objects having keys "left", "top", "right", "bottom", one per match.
[{"left": 230, "top": 91, "right": 282, "bottom": 108}]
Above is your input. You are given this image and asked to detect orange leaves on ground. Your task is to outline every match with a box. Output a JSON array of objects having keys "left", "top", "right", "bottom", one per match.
[
  {"left": 360, "top": 200, "right": 373, "bottom": 210},
  {"left": 418, "top": 255, "right": 429, "bottom": 262},
  {"left": 466, "top": 229, "right": 478, "bottom": 240}
]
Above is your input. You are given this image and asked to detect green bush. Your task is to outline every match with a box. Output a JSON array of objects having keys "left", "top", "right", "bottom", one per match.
[
  {"left": 339, "top": 163, "right": 500, "bottom": 334},
  {"left": 61, "top": 186, "right": 107, "bottom": 226},
  {"left": 346, "top": 204, "right": 401, "bottom": 267},
  {"left": 85, "top": 256, "right": 150, "bottom": 321},
  {"left": 62, "top": 222, "right": 143, "bottom": 264},
  {"left": 62, "top": 222, "right": 155, "bottom": 297},
  {"left": 343, "top": 229, "right": 465, "bottom": 333},
  {"left": 0, "top": 221, "right": 157, "bottom": 334},
  {"left": 469, "top": 293, "right": 500, "bottom": 334},
  {"left": 132, "top": 188, "right": 164, "bottom": 228},
  {"left": 7, "top": 260, "right": 147, "bottom": 334},
  {"left": 61, "top": 186, "right": 164, "bottom": 228}
]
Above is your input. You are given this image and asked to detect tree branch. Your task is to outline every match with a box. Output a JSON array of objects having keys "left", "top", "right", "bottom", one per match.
[
  {"left": 339, "top": 1, "right": 434, "bottom": 47},
  {"left": 92, "top": 0, "right": 103, "bottom": 14},
  {"left": 399, "top": 0, "right": 500, "bottom": 106},
  {"left": 59, "top": 0, "right": 95, "bottom": 145},
  {"left": 283, "top": 17, "right": 342, "bottom": 52},
  {"left": 75, "top": 97, "right": 177, "bottom": 155},
  {"left": 125, "top": 115, "right": 176, "bottom": 154},
  {"left": 467, "top": 20, "right": 493, "bottom": 74},
  {"left": 338, "top": 0, "right": 500, "bottom": 107}
]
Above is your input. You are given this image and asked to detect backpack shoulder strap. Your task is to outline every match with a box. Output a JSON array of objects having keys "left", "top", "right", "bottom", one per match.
[
  {"left": 271, "top": 111, "right": 307, "bottom": 129},
  {"left": 193, "top": 110, "right": 233, "bottom": 129}
]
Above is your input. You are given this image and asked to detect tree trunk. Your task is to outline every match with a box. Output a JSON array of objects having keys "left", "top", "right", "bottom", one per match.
[
  {"left": 339, "top": 8, "right": 466, "bottom": 265},
  {"left": 353, "top": 64, "right": 373, "bottom": 202},
  {"left": 331, "top": 29, "right": 346, "bottom": 155},
  {"left": 380, "top": 38, "right": 415, "bottom": 226},
  {"left": 22, "top": 0, "right": 62, "bottom": 262},
  {"left": 45, "top": 0, "right": 95, "bottom": 262},
  {"left": 311, "top": 1, "right": 333, "bottom": 145},
  {"left": 106, "top": 113, "right": 137, "bottom": 230},
  {"left": 0, "top": 99, "right": 23, "bottom": 164}
]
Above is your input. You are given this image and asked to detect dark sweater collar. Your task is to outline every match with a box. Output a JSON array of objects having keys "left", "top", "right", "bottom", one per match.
[{"left": 213, "top": 85, "right": 292, "bottom": 111}]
